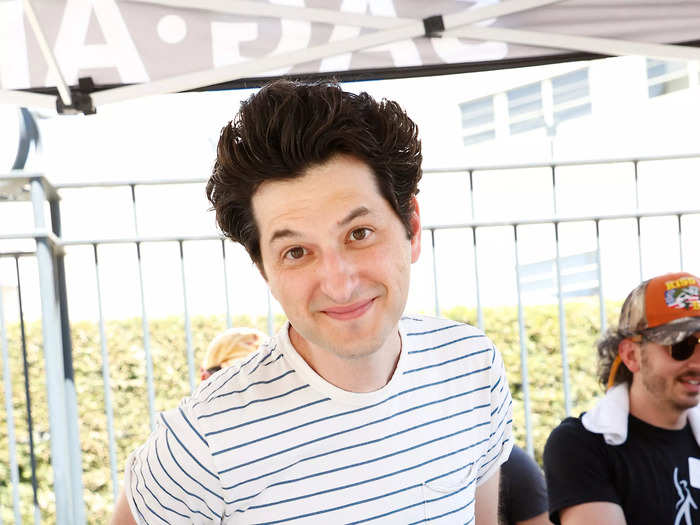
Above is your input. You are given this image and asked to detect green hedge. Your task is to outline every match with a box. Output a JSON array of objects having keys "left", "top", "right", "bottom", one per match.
[{"left": 0, "top": 300, "right": 617, "bottom": 523}]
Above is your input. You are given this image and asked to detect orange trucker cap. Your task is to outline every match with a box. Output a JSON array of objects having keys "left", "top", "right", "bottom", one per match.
[{"left": 618, "top": 272, "right": 700, "bottom": 345}]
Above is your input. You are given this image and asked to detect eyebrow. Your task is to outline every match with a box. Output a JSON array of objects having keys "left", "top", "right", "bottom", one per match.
[
  {"left": 338, "top": 206, "right": 370, "bottom": 227},
  {"left": 269, "top": 228, "right": 299, "bottom": 245},
  {"left": 268, "top": 206, "right": 371, "bottom": 245}
]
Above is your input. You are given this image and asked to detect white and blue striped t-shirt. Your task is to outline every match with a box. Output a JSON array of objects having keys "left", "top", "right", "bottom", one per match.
[{"left": 124, "top": 315, "right": 513, "bottom": 524}]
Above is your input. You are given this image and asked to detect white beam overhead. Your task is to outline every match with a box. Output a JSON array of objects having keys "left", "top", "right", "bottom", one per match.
[
  {"left": 446, "top": 26, "right": 700, "bottom": 62},
  {"left": 92, "top": 0, "right": 565, "bottom": 107},
  {"left": 21, "top": 0, "right": 72, "bottom": 107},
  {"left": 126, "top": 0, "right": 565, "bottom": 30},
  {"left": 124, "top": 0, "right": 409, "bottom": 27},
  {"left": 0, "top": 89, "right": 57, "bottom": 111}
]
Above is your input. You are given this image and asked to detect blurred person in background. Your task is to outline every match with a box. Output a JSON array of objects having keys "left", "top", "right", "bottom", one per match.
[
  {"left": 544, "top": 272, "right": 700, "bottom": 525},
  {"left": 200, "top": 327, "right": 268, "bottom": 381},
  {"left": 500, "top": 444, "right": 551, "bottom": 525}
]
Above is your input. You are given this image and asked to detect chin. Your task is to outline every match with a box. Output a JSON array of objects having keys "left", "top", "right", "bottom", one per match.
[
  {"left": 326, "top": 335, "right": 385, "bottom": 359},
  {"left": 673, "top": 398, "right": 700, "bottom": 411}
]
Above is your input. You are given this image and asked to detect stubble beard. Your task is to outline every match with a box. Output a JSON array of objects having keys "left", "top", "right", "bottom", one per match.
[{"left": 640, "top": 353, "right": 699, "bottom": 413}]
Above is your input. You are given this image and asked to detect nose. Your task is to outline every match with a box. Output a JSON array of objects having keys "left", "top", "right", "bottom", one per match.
[{"left": 318, "top": 249, "right": 359, "bottom": 304}]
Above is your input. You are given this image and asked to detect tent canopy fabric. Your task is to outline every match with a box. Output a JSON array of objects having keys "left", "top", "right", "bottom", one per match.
[{"left": 2, "top": 0, "right": 700, "bottom": 114}]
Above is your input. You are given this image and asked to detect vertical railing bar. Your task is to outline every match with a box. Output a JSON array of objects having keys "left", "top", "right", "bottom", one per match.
[
  {"left": 554, "top": 223, "right": 572, "bottom": 417},
  {"left": 93, "top": 244, "right": 119, "bottom": 504},
  {"left": 551, "top": 166, "right": 572, "bottom": 417},
  {"left": 551, "top": 165, "right": 558, "bottom": 215},
  {"left": 221, "top": 240, "right": 232, "bottom": 329},
  {"left": 469, "top": 170, "right": 484, "bottom": 330},
  {"left": 430, "top": 228, "right": 440, "bottom": 317},
  {"left": 471, "top": 227, "right": 483, "bottom": 330},
  {"left": 49, "top": 199, "right": 85, "bottom": 525},
  {"left": 677, "top": 214, "right": 684, "bottom": 272},
  {"left": 179, "top": 241, "right": 195, "bottom": 394},
  {"left": 0, "top": 279, "right": 22, "bottom": 524},
  {"left": 131, "top": 185, "right": 155, "bottom": 430},
  {"left": 16, "top": 256, "right": 41, "bottom": 525},
  {"left": 633, "top": 160, "right": 644, "bottom": 281},
  {"left": 513, "top": 225, "right": 533, "bottom": 457},
  {"left": 595, "top": 220, "right": 607, "bottom": 334},
  {"left": 31, "top": 177, "right": 73, "bottom": 524}
]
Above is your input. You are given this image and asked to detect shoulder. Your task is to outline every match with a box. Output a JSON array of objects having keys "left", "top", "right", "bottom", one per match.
[
  {"left": 401, "top": 315, "right": 494, "bottom": 359},
  {"left": 401, "top": 314, "right": 483, "bottom": 338},
  {"left": 189, "top": 337, "right": 292, "bottom": 420},
  {"left": 544, "top": 416, "right": 623, "bottom": 521},
  {"left": 502, "top": 445, "right": 541, "bottom": 479},
  {"left": 546, "top": 416, "right": 600, "bottom": 448},
  {"left": 544, "top": 415, "right": 608, "bottom": 469}
]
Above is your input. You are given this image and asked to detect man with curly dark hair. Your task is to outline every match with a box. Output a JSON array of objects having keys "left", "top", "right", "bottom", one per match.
[
  {"left": 544, "top": 271, "right": 700, "bottom": 525},
  {"left": 112, "top": 80, "right": 512, "bottom": 524}
]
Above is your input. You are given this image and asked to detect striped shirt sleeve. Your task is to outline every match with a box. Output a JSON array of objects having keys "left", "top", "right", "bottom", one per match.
[
  {"left": 123, "top": 395, "right": 225, "bottom": 524},
  {"left": 476, "top": 342, "right": 514, "bottom": 484}
]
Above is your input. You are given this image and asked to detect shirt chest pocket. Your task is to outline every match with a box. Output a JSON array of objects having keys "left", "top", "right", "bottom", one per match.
[{"left": 420, "top": 460, "right": 478, "bottom": 522}]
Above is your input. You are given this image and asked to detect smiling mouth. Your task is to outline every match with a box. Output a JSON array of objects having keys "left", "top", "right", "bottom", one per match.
[
  {"left": 322, "top": 298, "right": 376, "bottom": 320},
  {"left": 678, "top": 376, "right": 700, "bottom": 393}
]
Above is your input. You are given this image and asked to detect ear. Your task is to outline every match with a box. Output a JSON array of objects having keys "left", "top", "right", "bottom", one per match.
[
  {"left": 618, "top": 338, "right": 642, "bottom": 374},
  {"left": 409, "top": 196, "right": 422, "bottom": 264}
]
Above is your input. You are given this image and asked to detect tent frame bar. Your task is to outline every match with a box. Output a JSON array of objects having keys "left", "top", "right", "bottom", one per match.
[{"left": 20, "top": 0, "right": 72, "bottom": 107}]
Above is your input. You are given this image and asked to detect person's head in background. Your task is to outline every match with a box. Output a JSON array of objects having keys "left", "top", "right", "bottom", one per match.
[
  {"left": 200, "top": 327, "right": 268, "bottom": 380},
  {"left": 598, "top": 271, "right": 700, "bottom": 422}
]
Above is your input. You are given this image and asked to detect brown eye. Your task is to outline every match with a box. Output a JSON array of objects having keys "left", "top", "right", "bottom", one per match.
[
  {"left": 285, "top": 246, "right": 305, "bottom": 260},
  {"left": 350, "top": 228, "right": 370, "bottom": 241}
]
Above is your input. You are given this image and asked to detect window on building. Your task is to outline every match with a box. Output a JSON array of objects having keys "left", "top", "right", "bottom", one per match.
[
  {"left": 507, "top": 82, "right": 545, "bottom": 135},
  {"left": 647, "top": 59, "right": 689, "bottom": 98},
  {"left": 459, "top": 96, "right": 496, "bottom": 146},
  {"left": 552, "top": 69, "right": 591, "bottom": 126}
]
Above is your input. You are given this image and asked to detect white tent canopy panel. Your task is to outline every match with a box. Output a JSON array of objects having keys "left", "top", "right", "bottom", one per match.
[{"left": 2, "top": 0, "right": 700, "bottom": 112}]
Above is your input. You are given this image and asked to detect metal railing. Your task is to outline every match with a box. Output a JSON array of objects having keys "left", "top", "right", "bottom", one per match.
[
  {"left": 1, "top": 150, "right": 699, "bottom": 522},
  {"left": 0, "top": 175, "right": 84, "bottom": 524}
]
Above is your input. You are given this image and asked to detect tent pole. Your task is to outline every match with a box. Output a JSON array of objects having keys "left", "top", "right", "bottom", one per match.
[{"left": 21, "top": 0, "right": 72, "bottom": 106}]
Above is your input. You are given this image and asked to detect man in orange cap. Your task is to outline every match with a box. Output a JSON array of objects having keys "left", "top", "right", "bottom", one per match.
[
  {"left": 544, "top": 272, "right": 700, "bottom": 525},
  {"left": 200, "top": 327, "right": 268, "bottom": 381}
]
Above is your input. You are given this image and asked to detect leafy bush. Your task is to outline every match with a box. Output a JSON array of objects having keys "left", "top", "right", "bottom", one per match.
[{"left": 0, "top": 302, "right": 617, "bottom": 523}]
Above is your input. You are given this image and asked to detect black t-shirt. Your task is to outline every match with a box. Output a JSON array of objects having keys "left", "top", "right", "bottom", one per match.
[
  {"left": 500, "top": 445, "right": 549, "bottom": 525},
  {"left": 544, "top": 414, "right": 700, "bottom": 525}
]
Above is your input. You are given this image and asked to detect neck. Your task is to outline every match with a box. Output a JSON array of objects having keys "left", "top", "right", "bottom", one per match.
[
  {"left": 289, "top": 326, "right": 402, "bottom": 393},
  {"left": 628, "top": 379, "right": 689, "bottom": 430}
]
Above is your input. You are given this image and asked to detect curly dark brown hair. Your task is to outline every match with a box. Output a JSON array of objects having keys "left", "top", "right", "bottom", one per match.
[{"left": 206, "top": 79, "right": 423, "bottom": 268}]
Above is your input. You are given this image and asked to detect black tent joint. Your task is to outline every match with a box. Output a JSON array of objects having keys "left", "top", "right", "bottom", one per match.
[
  {"left": 56, "top": 77, "right": 96, "bottom": 115},
  {"left": 423, "top": 15, "right": 445, "bottom": 38}
]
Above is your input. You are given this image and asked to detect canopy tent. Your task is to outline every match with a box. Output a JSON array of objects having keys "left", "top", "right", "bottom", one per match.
[{"left": 2, "top": 0, "right": 700, "bottom": 114}]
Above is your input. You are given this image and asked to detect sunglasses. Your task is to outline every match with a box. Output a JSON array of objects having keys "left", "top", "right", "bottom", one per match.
[{"left": 631, "top": 334, "right": 700, "bottom": 361}]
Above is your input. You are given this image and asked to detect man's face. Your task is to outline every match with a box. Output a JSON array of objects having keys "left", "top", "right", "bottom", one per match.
[
  {"left": 252, "top": 154, "right": 421, "bottom": 361},
  {"left": 636, "top": 332, "right": 700, "bottom": 412}
]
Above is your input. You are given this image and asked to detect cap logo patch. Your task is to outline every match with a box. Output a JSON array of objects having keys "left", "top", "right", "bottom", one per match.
[{"left": 664, "top": 277, "right": 700, "bottom": 311}]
